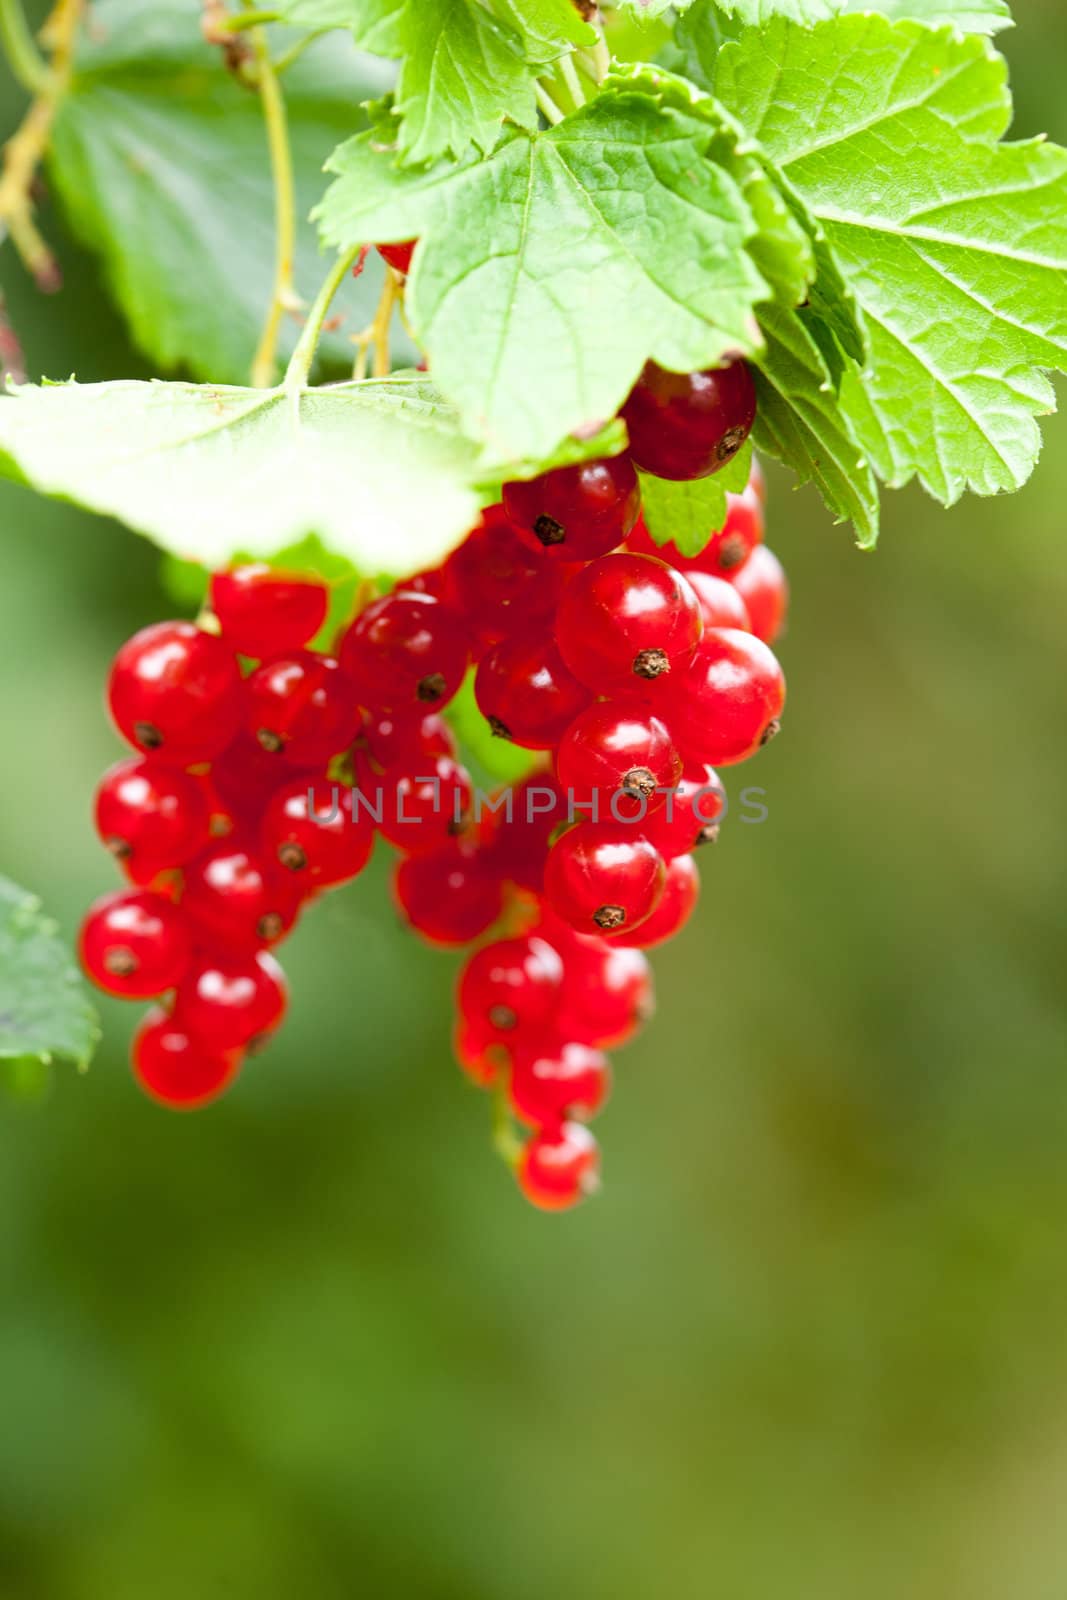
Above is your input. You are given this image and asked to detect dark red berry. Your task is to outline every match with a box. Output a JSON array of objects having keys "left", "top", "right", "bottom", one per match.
[
  {"left": 503, "top": 456, "right": 641, "bottom": 561},
  {"left": 642, "top": 763, "right": 724, "bottom": 858},
  {"left": 556, "top": 940, "right": 654, "bottom": 1050},
  {"left": 243, "top": 650, "right": 360, "bottom": 764},
  {"left": 173, "top": 949, "right": 288, "bottom": 1051},
  {"left": 662, "top": 628, "right": 785, "bottom": 767},
  {"left": 518, "top": 1122, "right": 600, "bottom": 1211},
  {"left": 684, "top": 570, "right": 752, "bottom": 632},
  {"left": 555, "top": 703, "right": 682, "bottom": 815},
  {"left": 108, "top": 621, "right": 242, "bottom": 763},
  {"left": 261, "top": 778, "right": 374, "bottom": 884},
  {"left": 626, "top": 853, "right": 699, "bottom": 948},
  {"left": 360, "top": 708, "right": 455, "bottom": 771},
  {"left": 474, "top": 632, "right": 590, "bottom": 749},
  {"left": 340, "top": 591, "right": 468, "bottom": 712},
  {"left": 481, "top": 773, "right": 569, "bottom": 894},
  {"left": 79, "top": 890, "right": 193, "bottom": 999},
  {"left": 699, "top": 483, "right": 764, "bottom": 576},
  {"left": 441, "top": 504, "right": 562, "bottom": 647},
  {"left": 510, "top": 1040, "right": 610, "bottom": 1128},
  {"left": 392, "top": 838, "right": 504, "bottom": 946},
  {"left": 544, "top": 823, "right": 666, "bottom": 936},
  {"left": 377, "top": 239, "right": 416, "bottom": 276},
  {"left": 132, "top": 1009, "right": 242, "bottom": 1109},
  {"left": 94, "top": 758, "right": 211, "bottom": 871},
  {"left": 182, "top": 840, "right": 302, "bottom": 948},
  {"left": 210, "top": 733, "right": 310, "bottom": 827},
  {"left": 377, "top": 755, "right": 472, "bottom": 854},
  {"left": 210, "top": 564, "right": 329, "bottom": 659},
  {"left": 555, "top": 552, "right": 703, "bottom": 693},
  {"left": 730, "top": 544, "right": 788, "bottom": 644},
  {"left": 458, "top": 935, "right": 563, "bottom": 1037},
  {"left": 621, "top": 358, "right": 757, "bottom": 480}
]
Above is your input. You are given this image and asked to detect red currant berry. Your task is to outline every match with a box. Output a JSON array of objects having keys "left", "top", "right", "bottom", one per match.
[
  {"left": 663, "top": 628, "right": 785, "bottom": 767},
  {"left": 79, "top": 890, "right": 193, "bottom": 999},
  {"left": 243, "top": 650, "right": 360, "bottom": 764},
  {"left": 360, "top": 708, "right": 455, "bottom": 771},
  {"left": 556, "top": 703, "right": 682, "bottom": 815},
  {"left": 94, "top": 758, "right": 211, "bottom": 872},
  {"left": 453, "top": 1018, "right": 510, "bottom": 1088},
  {"left": 210, "top": 733, "right": 308, "bottom": 828},
  {"left": 502, "top": 455, "right": 641, "bottom": 561},
  {"left": 441, "top": 504, "right": 562, "bottom": 648},
  {"left": 626, "top": 853, "right": 700, "bottom": 948},
  {"left": 621, "top": 358, "right": 757, "bottom": 480},
  {"left": 730, "top": 544, "right": 788, "bottom": 644},
  {"left": 510, "top": 1040, "right": 610, "bottom": 1128},
  {"left": 261, "top": 778, "right": 374, "bottom": 885},
  {"left": 481, "top": 773, "right": 568, "bottom": 894},
  {"left": 174, "top": 949, "right": 288, "bottom": 1051},
  {"left": 557, "top": 942, "right": 654, "bottom": 1050},
  {"left": 210, "top": 564, "right": 329, "bottom": 659},
  {"left": 392, "top": 838, "right": 504, "bottom": 946},
  {"left": 377, "top": 755, "right": 472, "bottom": 853},
  {"left": 108, "top": 621, "right": 242, "bottom": 763},
  {"left": 132, "top": 1009, "right": 242, "bottom": 1109},
  {"left": 642, "top": 763, "right": 724, "bottom": 858},
  {"left": 340, "top": 591, "right": 468, "bottom": 712},
  {"left": 555, "top": 552, "right": 703, "bottom": 693},
  {"left": 700, "top": 483, "right": 764, "bottom": 576},
  {"left": 474, "top": 631, "right": 590, "bottom": 749},
  {"left": 518, "top": 1122, "right": 600, "bottom": 1211},
  {"left": 545, "top": 823, "right": 666, "bottom": 936},
  {"left": 458, "top": 935, "right": 563, "bottom": 1037},
  {"left": 685, "top": 570, "right": 752, "bottom": 632},
  {"left": 182, "top": 840, "right": 302, "bottom": 948},
  {"left": 377, "top": 239, "right": 416, "bottom": 276}
]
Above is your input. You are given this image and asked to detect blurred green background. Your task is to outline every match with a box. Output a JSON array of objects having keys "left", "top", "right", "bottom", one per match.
[{"left": 2, "top": 9, "right": 1067, "bottom": 1599}]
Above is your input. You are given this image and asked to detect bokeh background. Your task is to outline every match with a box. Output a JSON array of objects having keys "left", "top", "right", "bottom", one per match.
[{"left": 2, "top": 7, "right": 1067, "bottom": 1597}]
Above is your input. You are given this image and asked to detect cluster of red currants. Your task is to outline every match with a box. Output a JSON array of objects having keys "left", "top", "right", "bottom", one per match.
[{"left": 78, "top": 347, "right": 787, "bottom": 1210}]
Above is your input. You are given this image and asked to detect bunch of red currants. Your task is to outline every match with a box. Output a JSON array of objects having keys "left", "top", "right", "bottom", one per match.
[{"left": 79, "top": 353, "right": 787, "bottom": 1210}]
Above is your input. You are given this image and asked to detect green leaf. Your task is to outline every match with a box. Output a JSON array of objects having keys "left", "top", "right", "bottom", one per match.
[
  {"left": 638, "top": 440, "right": 751, "bottom": 555},
  {"left": 709, "top": 0, "right": 1011, "bottom": 30},
  {"left": 0, "top": 878, "right": 99, "bottom": 1076},
  {"left": 717, "top": 15, "right": 1067, "bottom": 505},
  {"left": 318, "top": 92, "right": 768, "bottom": 459},
  {"left": 48, "top": 0, "right": 403, "bottom": 386}
]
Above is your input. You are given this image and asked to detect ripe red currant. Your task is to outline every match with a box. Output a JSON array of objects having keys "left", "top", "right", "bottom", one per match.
[
  {"left": 510, "top": 1040, "right": 610, "bottom": 1128},
  {"left": 182, "top": 840, "right": 302, "bottom": 948},
  {"left": 174, "top": 949, "right": 288, "bottom": 1051},
  {"left": 556, "top": 941, "right": 654, "bottom": 1050},
  {"left": 210, "top": 732, "right": 306, "bottom": 828},
  {"left": 243, "top": 650, "right": 360, "bottom": 764},
  {"left": 730, "top": 544, "right": 789, "bottom": 644},
  {"left": 108, "top": 621, "right": 242, "bottom": 763},
  {"left": 502, "top": 455, "right": 641, "bottom": 561},
  {"left": 132, "top": 1009, "right": 243, "bottom": 1109},
  {"left": 621, "top": 358, "right": 757, "bottom": 480},
  {"left": 377, "top": 755, "right": 472, "bottom": 854},
  {"left": 626, "top": 853, "right": 700, "bottom": 949},
  {"left": 392, "top": 838, "right": 504, "bottom": 946},
  {"left": 94, "top": 758, "right": 211, "bottom": 872},
  {"left": 377, "top": 239, "right": 416, "bottom": 276},
  {"left": 261, "top": 778, "right": 375, "bottom": 884},
  {"left": 360, "top": 708, "right": 455, "bottom": 771},
  {"left": 79, "top": 890, "right": 193, "bottom": 999},
  {"left": 441, "top": 504, "right": 561, "bottom": 647},
  {"left": 555, "top": 703, "right": 682, "bottom": 814},
  {"left": 340, "top": 591, "right": 468, "bottom": 712},
  {"left": 700, "top": 483, "right": 764, "bottom": 575},
  {"left": 544, "top": 823, "right": 666, "bottom": 936},
  {"left": 458, "top": 935, "right": 564, "bottom": 1037},
  {"left": 210, "top": 564, "right": 329, "bottom": 659},
  {"left": 518, "top": 1122, "right": 600, "bottom": 1211},
  {"left": 663, "top": 628, "right": 785, "bottom": 767},
  {"left": 474, "top": 631, "right": 590, "bottom": 749},
  {"left": 481, "top": 773, "right": 569, "bottom": 894},
  {"left": 555, "top": 552, "right": 703, "bottom": 693},
  {"left": 641, "top": 763, "right": 724, "bottom": 858},
  {"left": 453, "top": 1018, "right": 510, "bottom": 1088},
  {"left": 684, "top": 570, "right": 753, "bottom": 632}
]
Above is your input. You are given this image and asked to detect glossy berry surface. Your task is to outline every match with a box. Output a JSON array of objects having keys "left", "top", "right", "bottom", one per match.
[
  {"left": 730, "top": 544, "right": 789, "bottom": 644},
  {"left": 377, "top": 755, "right": 472, "bottom": 854},
  {"left": 474, "top": 632, "right": 590, "bottom": 749},
  {"left": 627, "top": 852, "right": 700, "bottom": 948},
  {"left": 261, "top": 778, "right": 375, "bottom": 884},
  {"left": 442, "top": 504, "right": 561, "bottom": 646},
  {"left": 360, "top": 708, "right": 455, "bottom": 771},
  {"left": 545, "top": 823, "right": 666, "bottom": 936},
  {"left": 210, "top": 564, "right": 329, "bottom": 659},
  {"left": 685, "top": 571, "right": 753, "bottom": 632},
  {"left": 664, "top": 628, "right": 786, "bottom": 767},
  {"left": 132, "top": 1009, "right": 242, "bottom": 1109},
  {"left": 94, "top": 758, "right": 211, "bottom": 872},
  {"left": 510, "top": 1041, "right": 611, "bottom": 1128},
  {"left": 243, "top": 650, "right": 360, "bottom": 764},
  {"left": 108, "top": 621, "right": 242, "bottom": 763},
  {"left": 555, "top": 552, "right": 703, "bottom": 692},
  {"left": 482, "top": 773, "right": 569, "bottom": 894},
  {"left": 556, "top": 703, "right": 682, "bottom": 814},
  {"left": 174, "top": 950, "right": 288, "bottom": 1051},
  {"left": 701, "top": 483, "right": 764, "bottom": 575},
  {"left": 458, "top": 935, "right": 563, "bottom": 1036},
  {"left": 377, "top": 239, "right": 416, "bottom": 276},
  {"left": 642, "top": 764, "right": 724, "bottom": 859},
  {"left": 556, "top": 941, "right": 654, "bottom": 1050},
  {"left": 80, "top": 890, "right": 192, "bottom": 999},
  {"left": 503, "top": 455, "right": 641, "bottom": 562},
  {"left": 392, "top": 838, "right": 504, "bottom": 946},
  {"left": 621, "top": 358, "right": 757, "bottom": 481},
  {"left": 340, "top": 591, "right": 468, "bottom": 712},
  {"left": 182, "top": 840, "right": 302, "bottom": 948},
  {"left": 453, "top": 1018, "right": 509, "bottom": 1088},
  {"left": 518, "top": 1122, "right": 600, "bottom": 1211}
]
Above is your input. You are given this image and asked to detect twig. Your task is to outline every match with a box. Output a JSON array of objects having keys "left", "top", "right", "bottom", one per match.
[
  {"left": 0, "top": 0, "right": 51, "bottom": 94},
  {"left": 249, "top": 22, "right": 302, "bottom": 387}
]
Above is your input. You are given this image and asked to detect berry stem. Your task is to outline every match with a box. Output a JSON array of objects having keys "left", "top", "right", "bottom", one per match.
[
  {"left": 271, "top": 26, "right": 330, "bottom": 76},
  {"left": 284, "top": 243, "right": 363, "bottom": 393},
  {"left": 0, "top": 0, "right": 52, "bottom": 95},
  {"left": 249, "top": 21, "right": 302, "bottom": 388},
  {"left": 351, "top": 266, "right": 398, "bottom": 381},
  {"left": 491, "top": 1076, "right": 523, "bottom": 1172},
  {"left": 534, "top": 81, "right": 566, "bottom": 127},
  {"left": 559, "top": 53, "right": 586, "bottom": 111}
]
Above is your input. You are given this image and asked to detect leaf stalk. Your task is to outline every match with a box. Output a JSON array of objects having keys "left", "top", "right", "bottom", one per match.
[
  {"left": 249, "top": 24, "right": 302, "bottom": 387},
  {"left": 284, "top": 243, "right": 363, "bottom": 393}
]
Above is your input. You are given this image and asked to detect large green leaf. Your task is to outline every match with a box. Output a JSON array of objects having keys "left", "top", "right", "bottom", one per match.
[
  {"left": 706, "top": 0, "right": 1011, "bottom": 29},
  {"left": 717, "top": 15, "right": 1067, "bottom": 504},
  {"left": 49, "top": 0, "right": 403, "bottom": 386},
  {"left": 0, "top": 878, "right": 99, "bottom": 1077},
  {"left": 317, "top": 91, "right": 768, "bottom": 459}
]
